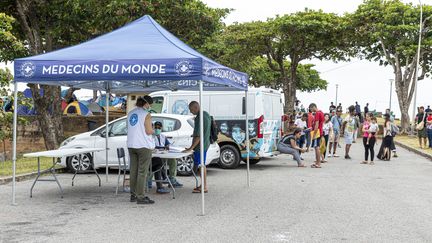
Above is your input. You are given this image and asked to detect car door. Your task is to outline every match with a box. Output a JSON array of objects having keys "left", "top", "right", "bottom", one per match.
[{"left": 94, "top": 118, "right": 128, "bottom": 167}]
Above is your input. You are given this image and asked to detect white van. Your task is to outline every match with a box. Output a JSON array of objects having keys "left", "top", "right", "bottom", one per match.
[{"left": 128, "top": 87, "right": 283, "bottom": 169}]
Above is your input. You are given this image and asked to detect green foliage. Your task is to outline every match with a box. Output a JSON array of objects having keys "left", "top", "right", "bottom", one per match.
[
  {"left": 246, "top": 57, "right": 327, "bottom": 92},
  {"left": 203, "top": 9, "right": 347, "bottom": 111},
  {"left": 350, "top": 0, "right": 432, "bottom": 71},
  {"left": 0, "top": 13, "right": 25, "bottom": 62},
  {"left": 0, "top": 0, "right": 229, "bottom": 55}
]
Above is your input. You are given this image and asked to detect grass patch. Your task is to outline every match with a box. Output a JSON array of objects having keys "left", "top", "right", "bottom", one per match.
[
  {"left": 0, "top": 157, "right": 63, "bottom": 178},
  {"left": 395, "top": 135, "right": 432, "bottom": 155}
]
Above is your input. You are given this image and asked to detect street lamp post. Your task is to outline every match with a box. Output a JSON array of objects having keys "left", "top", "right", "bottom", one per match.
[
  {"left": 389, "top": 79, "right": 394, "bottom": 112},
  {"left": 412, "top": 0, "right": 423, "bottom": 133},
  {"left": 335, "top": 84, "right": 339, "bottom": 105}
]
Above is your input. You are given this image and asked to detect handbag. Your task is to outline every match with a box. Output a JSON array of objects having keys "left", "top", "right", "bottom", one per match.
[{"left": 416, "top": 113, "right": 426, "bottom": 130}]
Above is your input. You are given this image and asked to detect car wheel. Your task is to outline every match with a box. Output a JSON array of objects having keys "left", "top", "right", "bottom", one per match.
[
  {"left": 67, "top": 153, "right": 93, "bottom": 173},
  {"left": 176, "top": 155, "right": 196, "bottom": 176},
  {"left": 218, "top": 145, "right": 240, "bottom": 169}
]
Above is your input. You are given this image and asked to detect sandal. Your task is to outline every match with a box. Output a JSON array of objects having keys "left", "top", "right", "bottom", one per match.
[
  {"left": 361, "top": 161, "right": 368, "bottom": 164},
  {"left": 298, "top": 164, "right": 307, "bottom": 167},
  {"left": 369, "top": 161, "right": 375, "bottom": 165},
  {"left": 311, "top": 164, "right": 321, "bottom": 168},
  {"left": 192, "top": 187, "right": 208, "bottom": 193}
]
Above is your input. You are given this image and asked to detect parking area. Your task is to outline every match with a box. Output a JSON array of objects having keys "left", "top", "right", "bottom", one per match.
[{"left": 1, "top": 143, "right": 432, "bottom": 242}]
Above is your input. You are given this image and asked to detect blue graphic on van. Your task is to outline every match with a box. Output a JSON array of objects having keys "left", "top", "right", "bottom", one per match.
[{"left": 172, "top": 100, "right": 189, "bottom": 115}]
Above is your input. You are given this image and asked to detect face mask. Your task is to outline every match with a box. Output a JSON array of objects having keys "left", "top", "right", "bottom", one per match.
[{"left": 155, "top": 129, "right": 161, "bottom": 135}]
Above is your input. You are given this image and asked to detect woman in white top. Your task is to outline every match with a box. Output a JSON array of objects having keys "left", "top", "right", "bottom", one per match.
[
  {"left": 127, "top": 96, "right": 155, "bottom": 204},
  {"left": 322, "top": 113, "right": 333, "bottom": 162}
]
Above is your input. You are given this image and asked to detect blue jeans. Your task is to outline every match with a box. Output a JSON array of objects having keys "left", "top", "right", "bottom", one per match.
[
  {"left": 297, "top": 135, "right": 306, "bottom": 148},
  {"left": 304, "top": 130, "right": 311, "bottom": 147},
  {"left": 427, "top": 129, "right": 432, "bottom": 148}
]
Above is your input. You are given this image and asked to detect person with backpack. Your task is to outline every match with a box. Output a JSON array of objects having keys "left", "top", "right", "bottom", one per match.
[{"left": 184, "top": 101, "right": 211, "bottom": 193}]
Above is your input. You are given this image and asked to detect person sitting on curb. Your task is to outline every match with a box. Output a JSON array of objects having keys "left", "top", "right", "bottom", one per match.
[{"left": 277, "top": 128, "right": 307, "bottom": 167}]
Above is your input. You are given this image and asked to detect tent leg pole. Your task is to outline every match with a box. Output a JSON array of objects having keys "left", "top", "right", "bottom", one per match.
[
  {"left": 199, "top": 81, "right": 205, "bottom": 216},
  {"left": 105, "top": 90, "right": 109, "bottom": 182},
  {"left": 245, "top": 90, "right": 250, "bottom": 188},
  {"left": 12, "top": 82, "right": 18, "bottom": 205}
]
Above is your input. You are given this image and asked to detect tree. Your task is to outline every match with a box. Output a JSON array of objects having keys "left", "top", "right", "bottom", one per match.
[
  {"left": 204, "top": 10, "right": 350, "bottom": 112},
  {"left": 0, "top": 0, "right": 229, "bottom": 149},
  {"left": 244, "top": 56, "right": 327, "bottom": 92},
  {"left": 351, "top": 0, "right": 432, "bottom": 132}
]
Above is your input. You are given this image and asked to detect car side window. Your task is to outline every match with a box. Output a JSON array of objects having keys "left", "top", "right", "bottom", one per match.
[
  {"left": 152, "top": 117, "right": 181, "bottom": 132},
  {"left": 110, "top": 119, "right": 127, "bottom": 136}
]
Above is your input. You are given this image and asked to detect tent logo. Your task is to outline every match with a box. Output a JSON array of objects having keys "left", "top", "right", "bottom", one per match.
[
  {"left": 175, "top": 61, "right": 193, "bottom": 76},
  {"left": 20, "top": 62, "right": 36, "bottom": 78}
]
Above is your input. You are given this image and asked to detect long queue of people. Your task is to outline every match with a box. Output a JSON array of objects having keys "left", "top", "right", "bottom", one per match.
[{"left": 279, "top": 103, "right": 400, "bottom": 168}]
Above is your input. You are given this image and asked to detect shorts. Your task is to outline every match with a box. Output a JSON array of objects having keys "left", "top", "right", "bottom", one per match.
[
  {"left": 332, "top": 130, "right": 340, "bottom": 143},
  {"left": 418, "top": 128, "right": 427, "bottom": 138},
  {"left": 193, "top": 150, "right": 207, "bottom": 166},
  {"left": 344, "top": 133, "right": 353, "bottom": 145},
  {"left": 311, "top": 137, "right": 321, "bottom": 148}
]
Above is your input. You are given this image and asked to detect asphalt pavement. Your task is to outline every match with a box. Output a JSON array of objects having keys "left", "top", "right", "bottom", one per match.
[{"left": 1, "top": 140, "right": 432, "bottom": 243}]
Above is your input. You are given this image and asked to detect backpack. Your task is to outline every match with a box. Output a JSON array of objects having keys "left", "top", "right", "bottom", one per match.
[
  {"left": 390, "top": 123, "right": 399, "bottom": 137},
  {"left": 210, "top": 116, "right": 219, "bottom": 144}
]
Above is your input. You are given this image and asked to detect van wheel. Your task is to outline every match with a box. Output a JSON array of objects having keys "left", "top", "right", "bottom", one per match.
[
  {"left": 66, "top": 153, "right": 93, "bottom": 173},
  {"left": 218, "top": 145, "right": 240, "bottom": 169}
]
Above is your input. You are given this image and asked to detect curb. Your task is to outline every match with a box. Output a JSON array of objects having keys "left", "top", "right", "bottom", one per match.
[
  {"left": 0, "top": 168, "right": 67, "bottom": 185},
  {"left": 394, "top": 141, "right": 432, "bottom": 161}
]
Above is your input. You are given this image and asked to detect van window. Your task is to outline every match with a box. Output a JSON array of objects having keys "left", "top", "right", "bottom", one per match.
[{"left": 151, "top": 96, "right": 164, "bottom": 113}]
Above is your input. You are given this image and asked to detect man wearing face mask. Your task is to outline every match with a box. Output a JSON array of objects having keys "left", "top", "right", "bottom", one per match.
[
  {"left": 152, "top": 121, "right": 183, "bottom": 188},
  {"left": 127, "top": 95, "right": 155, "bottom": 204}
]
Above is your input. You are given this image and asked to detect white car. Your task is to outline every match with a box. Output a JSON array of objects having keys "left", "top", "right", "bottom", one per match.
[{"left": 59, "top": 113, "right": 220, "bottom": 176}]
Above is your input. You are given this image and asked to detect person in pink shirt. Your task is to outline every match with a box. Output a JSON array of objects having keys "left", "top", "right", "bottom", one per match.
[{"left": 361, "top": 113, "right": 378, "bottom": 165}]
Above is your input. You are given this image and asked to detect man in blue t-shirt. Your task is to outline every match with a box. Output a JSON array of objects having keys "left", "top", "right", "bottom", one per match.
[{"left": 328, "top": 109, "right": 342, "bottom": 157}]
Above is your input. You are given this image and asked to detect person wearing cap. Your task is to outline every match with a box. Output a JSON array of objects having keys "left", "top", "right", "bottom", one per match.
[
  {"left": 151, "top": 121, "right": 183, "bottom": 188},
  {"left": 127, "top": 95, "right": 155, "bottom": 204}
]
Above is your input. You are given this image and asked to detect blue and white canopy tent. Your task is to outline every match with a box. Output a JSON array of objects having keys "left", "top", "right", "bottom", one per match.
[{"left": 12, "top": 15, "right": 250, "bottom": 214}]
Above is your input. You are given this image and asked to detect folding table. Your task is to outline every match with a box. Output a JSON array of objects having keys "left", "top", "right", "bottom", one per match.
[{"left": 23, "top": 148, "right": 105, "bottom": 198}]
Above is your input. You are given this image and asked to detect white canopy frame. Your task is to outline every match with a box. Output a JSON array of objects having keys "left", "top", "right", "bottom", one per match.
[{"left": 11, "top": 81, "right": 251, "bottom": 216}]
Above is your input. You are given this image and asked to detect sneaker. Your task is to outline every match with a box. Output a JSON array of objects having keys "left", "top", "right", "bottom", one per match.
[
  {"left": 393, "top": 153, "right": 398, "bottom": 158},
  {"left": 300, "top": 157, "right": 304, "bottom": 160},
  {"left": 328, "top": 154, "right": 333, "bottom": 158},
  {"left": 333, "top": 154, "right": 340, "bottom": 157},
  {"left": 130, "top": 195, "right": 137, "bottom": 202},
  {"left": 170, "top": 180, "right": 183, "bottom": 188},
  {"left": 156, "top": 187, "right": 170, "bottom": 194},
  {"left": 137, "top": 196, "right": 155, "bottom": 204}
]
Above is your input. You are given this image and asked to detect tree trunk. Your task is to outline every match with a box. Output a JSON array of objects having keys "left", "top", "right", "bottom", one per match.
[
  {"left": 283, "top": 61, "right": 298, "bottom": 114},
  {"left": 30, "top": 85, "right": 64, "bottom": 150},
  {"left": 395, "top": 76, "right": 411, "bottom": 133},
  {"left": 16, "top": 1, "right": 64, "bottom": 150}
]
